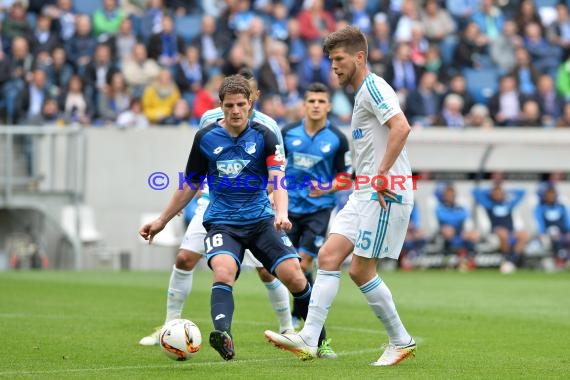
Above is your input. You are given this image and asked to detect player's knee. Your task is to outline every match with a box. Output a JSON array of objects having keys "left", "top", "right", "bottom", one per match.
[
  {"left": 317, "top": 247, "right": 342, "bottom": 270},
  {"left": 176, "top": 250, "right": 201, "bottom": 271},
  {"left": 256, "top": 267, "right": 275, "bottom": 282}
]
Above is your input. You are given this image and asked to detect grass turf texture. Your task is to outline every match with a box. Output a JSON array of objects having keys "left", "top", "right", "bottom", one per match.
[{"left": 0, "top": 270, "right": 569, "bottom": 379}]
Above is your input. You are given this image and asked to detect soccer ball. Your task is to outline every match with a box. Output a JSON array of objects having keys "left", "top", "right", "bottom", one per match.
[{"left": 159, "top": 319, "right": 202, "bottom": 360}]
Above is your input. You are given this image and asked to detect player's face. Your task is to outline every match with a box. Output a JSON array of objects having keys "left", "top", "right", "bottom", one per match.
[
  {"left": 303, "top": 91, "right": 331, "bottom": 122},
  {"left": 329, "top": 47, "right": 357, "bottom": 87},
  {"left": 222, "top": 93, "right": 252, "bottom": 130}
]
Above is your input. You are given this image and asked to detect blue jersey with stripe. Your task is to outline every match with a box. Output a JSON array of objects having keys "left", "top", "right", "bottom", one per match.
[
  {"left": 185, "top": 121, "right": 285, "bottom": 225},
  {"left": 436, "top": 203, "right": 470, "bottom": 235},
  {"left": 534, "top": 203, "right": 570, "bottom": 234},
  {"left": 282, "top": 120, "right": 349, "bottom": 214}
]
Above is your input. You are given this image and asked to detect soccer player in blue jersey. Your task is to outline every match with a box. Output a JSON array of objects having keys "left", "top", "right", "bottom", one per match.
[
  {"left": 265, "top": 26, "right": 417, "bottom": 366},
  {"left": 138, "top": 69, "right": 293, "bottom": 347},
  {"left": 140, "top": 75, "right": 313, "bottom": 361},
  {"left": 281, "top": 83, "right": 349, "bottom": 357}
]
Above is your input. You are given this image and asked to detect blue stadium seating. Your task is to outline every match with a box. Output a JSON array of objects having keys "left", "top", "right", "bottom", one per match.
[
  {"left": 462, "top": 67, "right": 499, "bottom": 105},
  {"left": 175, "top": 15, "right": 202, "bottom": 44},
  {"left": 74, "top": 1, "right": 100, "bottom": 15}
]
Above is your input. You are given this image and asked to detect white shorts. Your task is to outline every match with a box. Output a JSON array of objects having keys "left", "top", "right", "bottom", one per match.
[
  {"left": 179, "top": 201, "right": 263, "bottom": 267},
  {"left": 329, "top": 195, "right": 412, "bottom": 259}
]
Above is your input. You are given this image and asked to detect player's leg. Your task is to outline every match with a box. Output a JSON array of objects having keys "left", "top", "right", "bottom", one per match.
[
  {"left": 286, "top": 214, "right": 306, "bottom": 327},
  {"left": 139, "top": 209, "right": 206, "bottom": 346},
  {"left": 348, "top": 201, "right": 415, "bottom": 366}
]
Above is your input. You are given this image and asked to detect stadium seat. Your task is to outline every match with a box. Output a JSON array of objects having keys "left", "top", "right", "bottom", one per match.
[
  {"left": 138, "top": 213, "right": 184, "bottom": 247},
  {"left": 60, "top": 204, "right": 102, "bottom": 244},
  {"left": 74, "top": 1, "right": 100, "bottom": 15},
  {"left": 462, "top": 67, "right": 499, "bottom": 105},
  {"left": 175, "top": 14, "right": 202, "bottom": 44}
]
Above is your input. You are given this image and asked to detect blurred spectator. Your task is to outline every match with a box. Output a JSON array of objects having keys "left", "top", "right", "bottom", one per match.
[
  {"left": 42, "top": 0, "right": 76, "bottom": 42},
  {"left": 120, "top": 0, "right": 147, "bottom": 17},
  {"left": 259, "top": 93, "right": 287, "bottom": 125},
  {"left": 442, "top": 73, "right": 474, "bottom": 115},
  {"left": 116, "top": 98, "right": 149, "bottom": 128},
  {"left": 15, "top": 68, "right": 50, "bottom": 124},
  {"left": 420, "top": 0, "right": 456, "bottom": 44},
  {"left": 164, "top": 0, "right": 199, "bottom": 16},
  {"left": 434, "top": 93, "right": 465, "bottom": 128},
  {"left": 66, "top": 14, "right": 97, "bottom": 75},
  {"left": 384, "top": 42, "right": 420, "bottom": 99},
  {"left": 59, "top": 74, "right": 94, "bottom": 125},
  {"left": 534, "top": 74, "right": 564, "bottom": 127},
  {"left": 84, "top": 44, "right": 119, "bottom": 100},
  {"left": 202, "top": 0, "right": 227, "bottom": 18},
  {"left": 517, "top": 99, "right": 542, "bottom": 127},
  {"left": 453, "top": 21, "right": 490, "bottom": 69},
  {"left": 222, "top": 43, "right": 250, "bottom": 77},
  {"left": 191, "top": 15, "right": 226, "bottom": 72},
  {"left": 39, "top": 97, "right": 62, "bottom": 124},
  {"left": 488, "top": 74, "right": 526, "bottom": 126},
  {"left": 30, "top": 14, "right": 60, "bottom": 57},
  {"left": 283, "top": 72, "right": 302, "bottom": 110},
  {"left": 258, "top": 40, "right": 289, "bottom": 96},
  {"left": 297, "top": 41, "right": 330, "bottom": 92},
  {"left": 297, "top": 0, "right": 335, "bottom": 41},
  {"left": 367, "top": 13, "right": 391, "bottom": 75},
  {"left": 192, "top": 74, "right": 223, "bottom": 120},
  {"left": 45, "top": 46, "right": 73, "bottom": 98},
  {"left": 285, "top": 18, "right": 306, "bottom": 72},
  {"left": 445, "top": 0, "right": 480, "bottom": 29},
  {"left": 235, "top": 16, "right": 266, "bottom": 71},
  {"left": 93, "top": 0, "right": 126, "bottom": 37},
  {"left": 230, "top": 0, "right": 255, "bottom": 33},
  {"left": 175, "top": 45, "right": 206, "bottom": 106},
  {"left": 556, "top": 103, "right": 570, "bottom": 127},
  {"left": 465, "top": 104, "right": 494, "bottom": 128},
  {"left": 142, "top": 68, "right": 180, "bottom": 124},
  {"left": 470, "top": 0, "right": 504, "bottom": 41},
  {"left": 510, "top": 47, "right": 540, "bottom": 96},
  {"left": 393, "top": 0, "right": 419, "bottom": 43},
  {"left": 347, "top": 0, "right": 371, "bottom": 35},
  {"left": 409, "top": 23, "right": 429, "bottom": 66},
  {"left": 0, "top": 49, "right": 10, "bottom": 91},
  {"left": 97, "top": 71, "right": 131, "bottom": 123},
  {"left": 400, "top": 203, "right": 427, "bottom": 271},
  {"left": 1, "top": 2, "right": 32, "bottom": 41},
  {"left": 122, "top": 43, "right": 160, "bottom": 97},
  {"left": 147, "top": 14, "right": 185, "bottom": 68},
  {"left": 140, "top": 0, "right": 164, "bottom": 42},
  {"left": 4, "top": 37, "right": 33, "bottom": 123},
  {"left": 534, "top": 184, "right": 570, "bottom": 269},
  {"left": 473, "top": 183, "right": 529, "bottom": 272},
  {"left": 523, "top": 22, "right": 561, "bottom": 78},
  {"left": 490, "top": 19, "right": 523, "bottom": 73},
  {"left": 328, "top": 69, "right": 352, "bottom": 125},
  {"left": 515, "top": 0, "right": 542, "bottom": 37},
  {"left": 436, "top": 183, "right": 480, "bottom": 270},
  {"left": 113, "top": 17, "right": 137, "bottom": 62},
  {"left": 163, "top": 98, "right": 191, "bottom": 126},
  {"left": 547, "top": 3, "right": 570, "bottom": 58},
  {"left": 405, "top": 71, "right": 441, "bottom": 127},
  {"left": 269, "top": 2, "right": 289, "bottom": 41}
]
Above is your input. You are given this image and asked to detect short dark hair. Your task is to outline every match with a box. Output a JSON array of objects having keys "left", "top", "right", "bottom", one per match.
[
  {"left": 323, "top": 25, "right": 368, "bottom": 57},
  {"left": 304, "top": 82, "right": 330, "bottom": 99},
  {"left": 219, "top": 75, "right": 251, "bottom": 103},
  {"left": 237, "top": 67, "right": 254, "bottom": 81}
]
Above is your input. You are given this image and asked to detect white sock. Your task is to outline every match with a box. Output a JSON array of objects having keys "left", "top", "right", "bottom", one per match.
[
  {"left": 264, "top": 278, "right": 294, "bottom": 333},
  {"left": 299, "top": 269, "right": 340, "bottom": 347},
  {"left": 359, "top": 275, "right": 412, "bottom": 346},
  {"left": 165, "top": 265, "right": 193, "bottom": 323}
]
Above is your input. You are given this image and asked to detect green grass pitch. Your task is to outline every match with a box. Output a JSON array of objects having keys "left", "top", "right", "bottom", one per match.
[{"left": 1, "top": 269, "right": 569, "bottom": 379}]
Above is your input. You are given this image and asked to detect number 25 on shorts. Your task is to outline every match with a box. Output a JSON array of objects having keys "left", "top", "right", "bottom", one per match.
[
  {"left": 205, "top": 233, "right": 224, "bottom": 253},
  {"left": 355, "top": 229, "right": 372, "bottom": 250}
]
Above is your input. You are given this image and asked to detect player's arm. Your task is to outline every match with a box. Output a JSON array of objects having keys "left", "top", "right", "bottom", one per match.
[
  {"left": 310, "top": 126, "right": 352, "bottom": 196},
  {"left": 264, "top": 129, "right": 291, "bottom": 231}
]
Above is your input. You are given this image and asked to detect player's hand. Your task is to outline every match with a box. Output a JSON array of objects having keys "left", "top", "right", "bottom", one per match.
[
  {"left": 375, "top": 175, "right": 398, "bottom": 210},
  {"left": 139, "top": 218, "right": 167, "bottom": 244},
  {"left": 274, "top": 215, "right": 292, "bottom": 232}
]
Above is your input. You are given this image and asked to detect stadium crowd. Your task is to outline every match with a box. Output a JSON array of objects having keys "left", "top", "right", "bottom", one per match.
[{"left": 2, "top": 0, "right": 570, "bottom": 128}]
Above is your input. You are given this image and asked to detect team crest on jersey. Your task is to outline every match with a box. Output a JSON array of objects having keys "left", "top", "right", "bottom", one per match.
[
  {"left": 292, "top": 152, "right": 323, "bottom": 170},
  {"left": 216, "top": 159, "right": 250, "bottom": 178},
  {"left": 244, "top": 142, "right": 256, "bottom": 154},
  {"left": 320, "top": 143, "right": 331, "bottom": 153},
  {"left": 314, "top": 235, "right": 325, "bottom": 248},
  {"left": 292, "top": 139, "right": 302, "bottom": 146},
  {"left": 213, "top": 146, "right": 224, "bottom": 154},
  {"left": 352, "top": 128, "right": 364, "bottom": 140},
  {"left": 281, "top": 236, "right": 293, "bottom": 247}
]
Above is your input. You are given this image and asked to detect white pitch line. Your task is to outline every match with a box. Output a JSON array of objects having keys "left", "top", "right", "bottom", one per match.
[{"left": 0, "top": 348, "right": 381, "bottom": 377}]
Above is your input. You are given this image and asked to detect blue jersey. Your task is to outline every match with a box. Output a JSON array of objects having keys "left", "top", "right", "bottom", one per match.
[
  {"left": 436, "top": 203, "right": 470, "bottom": 235},
  {"left": 185, "top": 121, "right": 285, "bottom": 225},
  {"left": 282, "top": 120, "right": 349, "bottom": 214},
  {"left": 534, "top": 203, "right": 570, "bottom": 234},
  {"left": 473, "top": 188, "right": 525, "bottom": 230}
]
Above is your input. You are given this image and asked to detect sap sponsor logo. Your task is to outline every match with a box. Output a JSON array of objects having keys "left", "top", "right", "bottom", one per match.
[
  {"left": 352, "top": 128, "right": 364, "bottom": 140},
  {"left": 216, "top": 160, "right": 250, "bottom": 178},
  {"left": 292, "top": 152, "right": 323, "bottom": 170}
]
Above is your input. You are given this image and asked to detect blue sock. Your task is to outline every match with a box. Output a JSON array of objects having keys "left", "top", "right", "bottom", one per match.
[{"left": 211, "top": 282, "right": 234, "bottom": 334}]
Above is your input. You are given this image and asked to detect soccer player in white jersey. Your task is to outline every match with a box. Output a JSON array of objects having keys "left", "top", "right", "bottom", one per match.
[
  {"left": 139, "top": 69, "right": 295, "bottom": 346},
  {"left": 264, "top": 26, "right": 417, "bottom": 366}
]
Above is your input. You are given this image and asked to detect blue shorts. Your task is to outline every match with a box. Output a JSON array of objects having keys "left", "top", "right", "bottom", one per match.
[
  {"left": 204, "top": 218, "right": 300, "bottom": 278},
  {"left": 288, "top": 208, "right": 332, "bottom": 258}
]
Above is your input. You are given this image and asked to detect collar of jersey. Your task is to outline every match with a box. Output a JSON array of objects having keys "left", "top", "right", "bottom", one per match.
[
  {"left": 302, "top": 119, "right": 330, "bottom": 138},
  {"left": 354, "top": 72, "right": 373, "bottom": 97}
]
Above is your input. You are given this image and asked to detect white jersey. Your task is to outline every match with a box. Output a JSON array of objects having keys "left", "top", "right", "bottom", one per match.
[
  {"left": 196, "top": 107, "right": 283, "bottom": 201},
  {"left": 350, "top": 73, "right": 413, "bottom": 204}
]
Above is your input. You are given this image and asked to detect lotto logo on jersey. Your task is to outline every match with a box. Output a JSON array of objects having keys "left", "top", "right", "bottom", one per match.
[
  {"left": 352, "top": 128, "right": 364, "bottom": 140},
  {"left": 216, "top": 160, "right": 250, "bottom": 178},
  {"left": 292, "top": 152, "right": 323, "bottom": 170}
]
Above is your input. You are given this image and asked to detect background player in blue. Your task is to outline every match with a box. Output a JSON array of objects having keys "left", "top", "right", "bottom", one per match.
[
  {"left": 138, "top": 69, "right": 293, "bottom": 347},
  {"left": 281, "top": 83, "right": 349, "bottom": 341},
  {"left": 534, "top": 184, "right": 570, "bottom": 269},
  {"left": 140, "top": 75, "right": 313, "bottom": 361}
]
